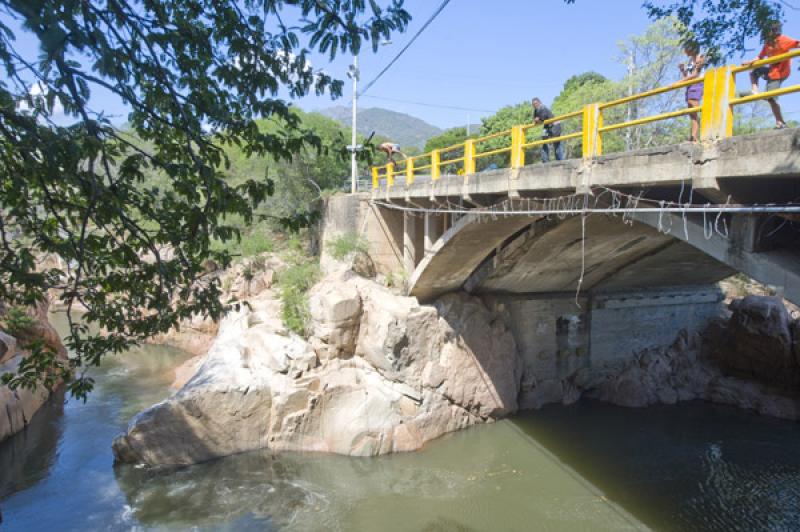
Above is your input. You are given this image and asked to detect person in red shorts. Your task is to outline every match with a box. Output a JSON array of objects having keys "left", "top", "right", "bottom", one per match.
[{"left": 743, "top": 22, "right": 800, "bottom": 129}]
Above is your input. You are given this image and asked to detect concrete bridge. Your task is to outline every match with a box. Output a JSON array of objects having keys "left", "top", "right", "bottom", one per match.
[
  {"left": 388, "top": 130, "right": 800, "bottom": 306},
  {"left": 324, "top": 130, "right": 800, "bottom": 388},
  {"left": 325, "top": 52, "right": 800, "bottom": 403}
]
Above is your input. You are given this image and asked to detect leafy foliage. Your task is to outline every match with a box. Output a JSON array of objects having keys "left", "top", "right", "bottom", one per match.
[
  {"left": 640, "top": 0, "right": 785, "bottom": 61},
  {"left": 276, "top": 238, "right": 319, "bottom": 336},
  {"left": 565, "top": 0, "right": 785, "bottom": 59},
  {"left": 1, "top": 339, "right": 64, "bottom": 392},
  {"left": 476, "top": 103, "right": 529, "bottom": 169},
  {"left": 552, "top": 72, "right": 623, "bottom": 157},
  {"left": 613, "top": 17, "right": 685, "bottom": 150},
  {"left": 0, "top": 0, "right": 410, "bottom": 399},
  {"left": 423, "top": 127, "right": 476, "bottom": 153},
  {"left": 1, "top": 306, "right": 36, "bottom": 338},
  {"left": 329, "top": 232, "right": 368, "bottom": 260},
  {"left": 220, "top": 110, "right": 352, "bottom": 230},
  {"left": 560, "top": 72, "right": 608, "bottom": 94}
]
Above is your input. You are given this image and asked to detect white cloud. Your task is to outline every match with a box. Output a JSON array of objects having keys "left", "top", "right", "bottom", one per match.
[{"left": 18, "top": 81, "right": 65, "bottom": 118}]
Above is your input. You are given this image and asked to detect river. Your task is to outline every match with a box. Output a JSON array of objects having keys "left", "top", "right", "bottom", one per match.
[{"left": 1, "top": 316, "right": 800, "bottom": 531}]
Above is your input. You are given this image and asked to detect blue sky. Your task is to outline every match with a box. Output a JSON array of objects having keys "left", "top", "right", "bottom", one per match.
[
  {"left": 299, "top": 0, "right": 800, "bottom": 129},
  {"left": 5, "top": 0, "right": 800, "bottom": 129}
]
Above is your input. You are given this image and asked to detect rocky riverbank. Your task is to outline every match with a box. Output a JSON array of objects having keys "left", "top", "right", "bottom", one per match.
[
  {"left": 113, "top": 266, "right": 521, "bottom": 466},
  {"left": 0, "top": 302, "right": 67, "bottom": 443},
  {"left": 112, "top": 251, "right": 800, "bottom": 467}
]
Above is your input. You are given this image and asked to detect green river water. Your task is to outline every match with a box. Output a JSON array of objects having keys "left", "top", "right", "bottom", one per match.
[{"left": 1, "top": 316, "right": 799, "bottom": 531}]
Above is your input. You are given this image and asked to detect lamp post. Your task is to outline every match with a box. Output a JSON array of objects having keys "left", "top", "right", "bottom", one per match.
[
  {"left": 348, "top": 55, "right": 359, "bottom": 194},
  {"left": 348, "top": 41, "right": 391, "bottom": 194}
]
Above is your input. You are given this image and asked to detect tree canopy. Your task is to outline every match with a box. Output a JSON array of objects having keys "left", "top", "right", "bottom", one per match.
[
  {"left": 0, "top": 0, "right": 410, "bottom": 399},
  {"left": 423, "top": 126, "right": 476, "bottom": 153},
  {"left": 630, "top": 1, "right": 785, "bottom": 60},
  {"left": 642, "top": 0, "right": 786, "bottom": 60}
]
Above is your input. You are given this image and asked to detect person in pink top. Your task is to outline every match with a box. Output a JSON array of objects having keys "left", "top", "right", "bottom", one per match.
[{"left": 743, "top": 21, "right": 800, "bottom": 129}]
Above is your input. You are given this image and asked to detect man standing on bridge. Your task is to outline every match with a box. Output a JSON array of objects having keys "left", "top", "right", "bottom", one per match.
[
  {"left": 742, "top": 21, "right": 800, "bottom": 130},
  {"left": 532, "top": 98, "right": 564, "bottom": 162}
]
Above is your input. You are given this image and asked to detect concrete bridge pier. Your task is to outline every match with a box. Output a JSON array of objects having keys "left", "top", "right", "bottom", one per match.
[
  {"left": 403, "top": 212, "right": 422, "bottom": 272},
  {"left": 424, "top": 212, "right": 448, "bottom": 258},
  {"left": 402, "top": 210, "right": 452, "bottom": 273}
]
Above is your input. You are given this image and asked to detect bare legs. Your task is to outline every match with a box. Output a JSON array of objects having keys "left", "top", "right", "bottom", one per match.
[
  {"left": 688, "top": 98, "right": 700, "bottom": 142},
  {"left": 749, "top": 71, "right": 760, "bottom": 94},
  {"left": 767, "top": 98, "right": 786, "bottom": 128},
  {"left": 750, "top": 72, "right": 786, "bottom": 128}
]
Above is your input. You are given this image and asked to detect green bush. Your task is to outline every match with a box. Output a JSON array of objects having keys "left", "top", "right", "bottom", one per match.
[
  {"left": 276, "top": 259, "right": 320, "bottom": 336},
  {"left": 2, "top": 307, "right": 36, "bottom": 338},
  {"left": 239, "top": 231, "right": 275, "bottom": 257},
  {"left": 329, "top": 232, "right": 368, "bottom": 261},
  {"left": 210, "top": 218, "right": 275, "bottom": 258}
]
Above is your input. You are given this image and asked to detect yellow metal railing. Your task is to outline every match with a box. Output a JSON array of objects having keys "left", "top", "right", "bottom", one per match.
[{"left": 371, "top": 49, "right": 800, "bottom": 189}]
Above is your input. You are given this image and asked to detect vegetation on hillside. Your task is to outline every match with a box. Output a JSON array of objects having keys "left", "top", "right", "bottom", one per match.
[
  {"left": 329, "top": 232, "right": 369, "bottom": 261},
  {"left": 276, "top": 235, "right": 320, "bottom": 336}
]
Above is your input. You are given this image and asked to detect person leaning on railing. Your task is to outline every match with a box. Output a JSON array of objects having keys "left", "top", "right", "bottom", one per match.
[
  {"left": 378, "top": 142, "right": 407, "bottom": 165},
  {"left": 531, "top": 97, "right": 564, "bottom": 162},
  {"left": 676, "top": 42, "right": 705, "bottom": 142},
  {"left": 742, "top": 21, "right": 800, "bottom": 130}
]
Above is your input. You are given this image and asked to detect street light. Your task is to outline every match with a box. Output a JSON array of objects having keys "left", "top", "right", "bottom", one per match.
[
  {"left": 348, "top": 41, "right": 392, "bottom": 194},
  {"left": 348, "top": 57, "right": 359, "bottom": 194}
]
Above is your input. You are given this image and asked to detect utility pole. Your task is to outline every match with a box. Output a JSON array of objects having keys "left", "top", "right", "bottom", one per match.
[
  {"left": 349, "top": 55, "right": 359, "bottom": 194},
  {"left": 626, "top": 50, "right": 635, "bottom": 151}
]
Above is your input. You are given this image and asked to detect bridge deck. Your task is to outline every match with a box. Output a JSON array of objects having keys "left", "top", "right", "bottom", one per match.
[{"left": 376, "top": 129, "right": 800, "bottom": 202}]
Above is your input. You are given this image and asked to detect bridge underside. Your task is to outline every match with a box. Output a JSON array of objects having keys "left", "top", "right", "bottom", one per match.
[
  {"left": 399, "top": 206, "right": 798, "bottom": 397},
  {"left": 462, "top": 215, "right": 734, "bottom": 296},
  {"left": 394, "top": 131, "right": 800, "bottom": 305},
  {"left": 407, "top": 206, "right": 799, "bottom": 305}
]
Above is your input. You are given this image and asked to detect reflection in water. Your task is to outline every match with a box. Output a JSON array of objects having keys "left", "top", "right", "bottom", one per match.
[
  {"left": 0, "top": 387, "right": 64, "bottom": 499},
  {"left": 114, "top": 422, "right": 641, "bottom": 531},
  {"left": 1, "top": 315, "right": 799, "bottom": 531},
  {"left": 517, "top": 402, "right": 800, "bottom": 531}
]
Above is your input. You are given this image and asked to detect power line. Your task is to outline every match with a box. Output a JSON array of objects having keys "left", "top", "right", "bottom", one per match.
[
  {"left": 358, "top": 0, "right": 452, "bottom": 97},
  {"left": 362, "top": 94, "right": 494, "bottom": 113}
]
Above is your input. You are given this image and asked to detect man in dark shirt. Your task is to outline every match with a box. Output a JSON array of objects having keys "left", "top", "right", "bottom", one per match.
[{"left": 532, "top": 97, "right": 564, "bottom": 162}]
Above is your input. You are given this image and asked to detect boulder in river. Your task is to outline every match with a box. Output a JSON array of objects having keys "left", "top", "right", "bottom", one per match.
[
  {"left": 708, "top": 295, "right": 800, "bottom": 389},
  {"left": 0, "top": 301, "right": 68, "bottom": 443},
  {"left": 112, "top": 270, "right": 522, "bottom": 467}
]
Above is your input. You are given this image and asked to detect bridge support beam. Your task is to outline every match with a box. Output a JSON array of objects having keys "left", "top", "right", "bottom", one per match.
[
  {"left": 403, "top": 212, "right": 424, "bottom": 273},
  {"left": 631, "top": 210, "right": 800, "bottom": 305},
  {"left": 424, "top": 213, "right": 446, "bottom": 257}
]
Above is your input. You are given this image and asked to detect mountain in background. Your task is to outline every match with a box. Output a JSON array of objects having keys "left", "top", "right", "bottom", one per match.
[{"left": 318, "top": 106, "right": 442, "bottom": 149}]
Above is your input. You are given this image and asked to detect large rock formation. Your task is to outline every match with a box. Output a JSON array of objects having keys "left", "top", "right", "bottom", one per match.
[
  {"left": 0, "top": 302, "right": 68, "bottom": 443},
  {"left": 114, "top": 268, "right": 800, "bottom": 468},
  {"left": 587, "top": 296, "right": 800, "bottom": 419},
  {"left": 706, "top": 295, "right": 800, "bottom": 388},
  {"left": 151, "top": 253, "right": 284, "bottom": 359},
  {"left": 113, "top": 270, "right": 521, "bottom": 466}
]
